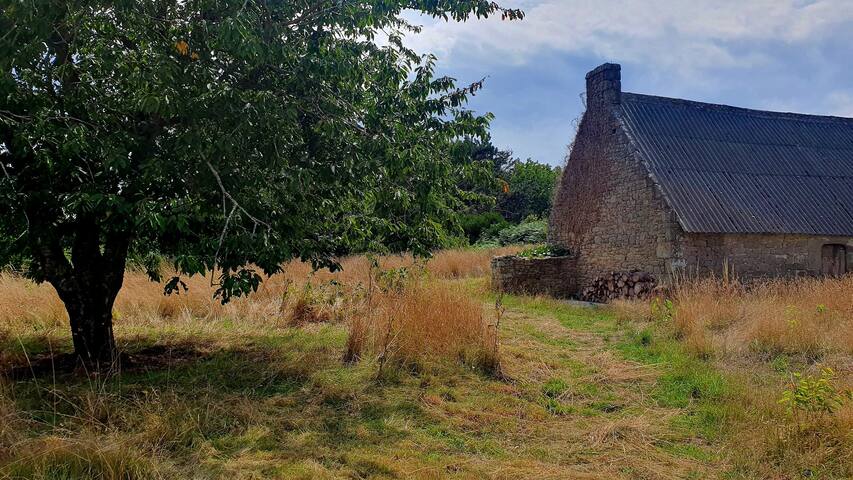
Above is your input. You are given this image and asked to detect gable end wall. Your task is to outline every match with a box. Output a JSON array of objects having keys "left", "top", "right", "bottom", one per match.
[{"left": 549, "top": 103, "right": 681, "bottom": 289}]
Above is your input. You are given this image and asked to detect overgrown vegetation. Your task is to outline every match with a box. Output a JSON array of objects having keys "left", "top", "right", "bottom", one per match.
[
  {"left": 453, "top": 138, "right": 560, "bottom": 245},
  {"left": 476, "top": 217, "right": 548, "bottom": 247},
  {"left": 516, "top": 244, "right": 571, "bottom": 259},
  {"left": 613, "top": 275, "right": 853, "bottom": 479},
  {"left": 1, "top": 251, "right": 851, "bottom": 478}
]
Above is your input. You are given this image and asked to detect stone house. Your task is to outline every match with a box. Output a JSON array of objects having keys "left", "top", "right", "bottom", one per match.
[{"left": 542, "top": 63, "right": 853, "bottom": 292}]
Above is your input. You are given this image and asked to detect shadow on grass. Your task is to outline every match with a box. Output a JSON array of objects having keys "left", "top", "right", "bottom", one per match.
[
  {"left": 3, "top": 341, "right": 215, "bottom": 380},
  {"left": 2, "top": 329, "right": 438, "bottom": 447},
  {"left": 2, "top": 333, "right": 334, "bottom": 397},
  {"left": 2, "top": 325, "right": 512, "bottom": 479}
]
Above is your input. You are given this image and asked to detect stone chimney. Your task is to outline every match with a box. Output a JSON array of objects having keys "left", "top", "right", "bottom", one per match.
[{"left": 585, "top": 63, "right": 621, "bottom": 109}]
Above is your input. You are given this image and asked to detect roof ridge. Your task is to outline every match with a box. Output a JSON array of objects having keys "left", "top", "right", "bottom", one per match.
[{"left": 622, "top": 91, "right": 853, "bottom": 125}]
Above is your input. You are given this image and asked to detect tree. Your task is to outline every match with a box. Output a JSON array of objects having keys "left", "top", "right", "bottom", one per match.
[
  {"left": 450, "top": 135, "right": 514, "bottom": 210},
  {"left": 449, "top": 137, "right": 559, "bottom": 243},
  {"left": 498, "top": 159, "right": 560, "bottom": 222},
  {"left": 0, "top": 0, "right": 523, "bottom": 365},
  {"left": 448, "top": 137, "right": 511, "bottom": 243}
]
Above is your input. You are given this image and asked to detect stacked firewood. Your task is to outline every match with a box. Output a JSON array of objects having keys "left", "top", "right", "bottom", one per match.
[{"left": 580, "top": 270, "right": 657, "bottom": 303}]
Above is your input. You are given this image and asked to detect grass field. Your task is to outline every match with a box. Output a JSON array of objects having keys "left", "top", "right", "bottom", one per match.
[{"left": 1, "top": 249, "right": 851, "bottom": 479}]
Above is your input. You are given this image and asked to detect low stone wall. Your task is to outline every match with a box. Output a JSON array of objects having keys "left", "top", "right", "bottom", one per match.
[{"left": 491, "top": 255, "right": 578, "bottom": 298}]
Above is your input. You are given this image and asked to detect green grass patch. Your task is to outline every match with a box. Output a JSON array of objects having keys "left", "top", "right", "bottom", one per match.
[
  {"left": 659, "top": 442, "right": 716, "bottom": 463},
  {"left": 520, "top": 324, "right": 576, "bottom": 348},
  {"left": 541, "top": 377, "right": 569, "bottom": 398},
  {"left": 616, "top": 324, "right": 731, "bottom": 441},
  {"left": 541, "top": 397, "right": 574, "bottom": 416},
  {"left": 497, "top": 295, "right": 618, "bottom": 333}
]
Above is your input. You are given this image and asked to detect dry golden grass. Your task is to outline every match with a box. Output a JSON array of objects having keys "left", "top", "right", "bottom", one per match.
[
  {"left": 671, "top": 275, "right": 853, "bottom": 358},
  {"left": 0, "top": 247, "right": 518, "bottom": 378},
  {"left": 417, "top": 246, "right": 520, "bottom": 279},
  {"left": 613, "top": 274, "right": 853, "bottom": 479},
  {"left": 345, "top": 281, "right": 499, "bottom": 373},
  {"left": 0, "top": 247, "right": 519, "bottom": 344},
  {"left": 0, "top": 273, "right": 67, "bottom": 331},
  {"left": 615, "top": 275, "right": 853, "bottom": 360}
]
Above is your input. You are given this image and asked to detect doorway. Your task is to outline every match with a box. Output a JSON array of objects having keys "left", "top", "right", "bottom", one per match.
[{"left": 821, "top": 244, "right": 848, "bottom": 276}]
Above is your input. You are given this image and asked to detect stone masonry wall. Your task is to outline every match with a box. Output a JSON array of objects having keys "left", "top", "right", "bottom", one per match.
[
  {"left": 677, "top": 233, "right": 853, "bottom": 279},
  {"left": 491, "top": 255, "right": 578, "bottom": 298},
  {"left": 549, "top": 64, "right": 681, "bottom": 290}
]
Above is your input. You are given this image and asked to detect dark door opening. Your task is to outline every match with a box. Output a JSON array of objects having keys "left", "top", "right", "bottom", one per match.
[{"left": 821, "top": 244, "right": 848, "bottom": 276}]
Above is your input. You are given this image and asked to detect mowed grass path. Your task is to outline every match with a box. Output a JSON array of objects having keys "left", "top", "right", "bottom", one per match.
[
  {"left": 3, "top": 279, "right": 729, "bottom": 479},
  {"left": 476, "top": 292, "right": 725, "bottom": 479}
]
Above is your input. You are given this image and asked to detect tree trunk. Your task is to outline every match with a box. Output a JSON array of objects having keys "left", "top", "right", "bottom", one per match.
[
  {"left": 27, "top": 210, "right": 131, "bottom": 369},
  {"left": 64, "top": 287, "right": 119, "bottom": 366}
]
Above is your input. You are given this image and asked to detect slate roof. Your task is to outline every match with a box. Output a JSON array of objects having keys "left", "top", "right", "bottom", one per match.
[{"left": 618, "top": 92, "right": 853, "bottom": 236}]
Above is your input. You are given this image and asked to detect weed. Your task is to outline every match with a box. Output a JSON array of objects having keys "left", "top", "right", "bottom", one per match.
[
  {"left": 515, "top": 244, "right": 571, "bottom": 259},
  {"left": 639, "top": 328, "right": 653, "bottom": 346},
  {"left": 541, "top": 378, "right": 569, "bottom": 399},
  {"left": 779, "top": 368, "right": 850, "bottom": 420},
  {"left": 770, "top": 355, "right": 790, "bottom": 373},
  {"left": 651, "top": 297, "right": 675, "bottom": 322}
]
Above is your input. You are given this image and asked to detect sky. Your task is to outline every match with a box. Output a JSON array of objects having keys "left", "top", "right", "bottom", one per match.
[{"left": 400, "top": 0, "right": 853, "bottom": 166}]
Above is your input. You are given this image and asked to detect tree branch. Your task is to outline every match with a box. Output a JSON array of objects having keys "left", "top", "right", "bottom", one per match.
[
  {"left": 0, "top": 153, "right": 30, "bottom": 240},
  {"left": 205, "top": 159, "right": 271, "bottom": 232}
]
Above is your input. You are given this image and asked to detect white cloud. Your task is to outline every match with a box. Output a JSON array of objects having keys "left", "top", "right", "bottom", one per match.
[{"left": 401, "top": 0, "right": 853, "bottom": 77}]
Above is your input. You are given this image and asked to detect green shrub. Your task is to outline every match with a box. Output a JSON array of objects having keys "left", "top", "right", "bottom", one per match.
[
  {"left": 459, "top": 212, "right": 509, "bottom": 244},
  {"left": 516, "top": 245, "right": 570, "bottom": 259},
  {"left": 779, "top": 368, "right": 850, "bottom": 419},
  {"left": 497, "top": 220, "right": 546, "bottom": 245}
]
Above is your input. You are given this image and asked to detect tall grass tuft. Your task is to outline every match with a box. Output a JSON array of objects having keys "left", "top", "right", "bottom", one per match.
[
  {"left": 2, "top": 437, "right": 159, "bottom": 480},
  {"left": 346, "top": 281, "right": 500, "bottom": 375}
]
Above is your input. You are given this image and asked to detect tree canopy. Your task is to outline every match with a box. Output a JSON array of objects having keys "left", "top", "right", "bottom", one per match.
[
  {"left": 451, "top": 137, "right": 559, "bottom": 243},
  {"left": 499, "top": 159, "right": 561, "bottom": 222},
  {"left": 0, "top": 0, "right": 522, "bottom": 363}
]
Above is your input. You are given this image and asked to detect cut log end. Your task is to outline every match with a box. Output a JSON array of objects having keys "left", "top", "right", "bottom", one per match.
[{"left": 580, "top": 270, "right": 657, "bottom": 303}]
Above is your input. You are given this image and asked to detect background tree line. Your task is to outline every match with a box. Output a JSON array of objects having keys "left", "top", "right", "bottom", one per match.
[{"left": 452, "top": 137, "right": 561, "bottom": 246}]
